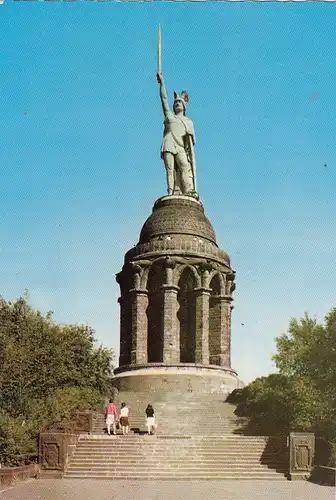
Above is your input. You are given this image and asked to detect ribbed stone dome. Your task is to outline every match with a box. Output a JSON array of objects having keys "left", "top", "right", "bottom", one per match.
[{"left": 139, "top": 195, "right": 217, "bottom": 245}]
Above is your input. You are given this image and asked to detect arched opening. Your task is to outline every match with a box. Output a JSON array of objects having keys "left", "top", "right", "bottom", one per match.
[
  {"left": 209, "top": 274, "right": 222, "bottom": 365},
  {"left": 146, "top": 264, "right": 165, "bottom": 362},
  {"left": 177, "top": 267, "right": 197, "bottom": 363}
]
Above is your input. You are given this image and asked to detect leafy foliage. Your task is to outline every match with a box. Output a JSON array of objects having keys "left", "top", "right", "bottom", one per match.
[
  {"left": 0, "top": 413, "right": 38, "bottom": 466},
  {"left": 0, "top": 294, "right": 115, "bottom": 465},
  {"left": 234, "top": 307, "right": 336, "bottom": 464}
]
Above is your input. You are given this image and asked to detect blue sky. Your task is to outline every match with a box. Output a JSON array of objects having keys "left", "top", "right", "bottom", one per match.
[{"left": 1, "top": 3, "right": 335, "bottom": 384}]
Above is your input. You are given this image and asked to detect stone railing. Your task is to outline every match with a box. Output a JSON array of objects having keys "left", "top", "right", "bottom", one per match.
[
  {"left": 39, "top": 410, "right": 98, "bottom": 478},
  {"left": 0, "top": 463, "right": 39, "bottom": 490},
  {"left": 125, "top": 239, "right": 230, "bottom": 266},
  {"left": 114, "top": 362, "right": 238, "bottom": 377},
  {"left": 43, "top": 410, "right": 97, "bottom": 435},
  {"left": 39, "top": 432, "right": 79, "bottom": 478}
]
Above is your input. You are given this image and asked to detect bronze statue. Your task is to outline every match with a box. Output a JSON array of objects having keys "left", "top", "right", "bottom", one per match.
[{"left": 156, "top": 26, "right": 197, "bottom": 197}]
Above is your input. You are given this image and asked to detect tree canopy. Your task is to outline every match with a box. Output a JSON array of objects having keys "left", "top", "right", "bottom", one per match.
[
  {"left": 230, "top": 306, "right": 336, "bottom": 464},
  {"left": 0, "top": 294, "right": 115, "bottom": 465}
]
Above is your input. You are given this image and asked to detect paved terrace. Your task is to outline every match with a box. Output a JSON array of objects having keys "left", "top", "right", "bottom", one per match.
[{"left": 0, "top": 479, "right": 335, "bottom": 500}]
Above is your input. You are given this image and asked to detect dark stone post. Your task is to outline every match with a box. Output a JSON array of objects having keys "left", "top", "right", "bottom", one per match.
[
  {"left": 208, "top": 295, "right": 232, "bottom": 367},
  {"left": 162, "top": 284, "right": 180, "bottom": 363},
  {"left": 289, "top": 432, "right": 315, "bottom": 480},
  {"left": 130, "top": 289, "right": 148, "bottom": 364},
  {"left": 194, "top": 287, "right": 211, "bottom": 364},
  {"left": 39, "top": 432, "right": 79, "bottom": 478},
  {"left": 219, "top": 297, "right": 233, "bottom": 368},
  {"left": 118, "top": 296, "right": 130, "bottom": 366}
]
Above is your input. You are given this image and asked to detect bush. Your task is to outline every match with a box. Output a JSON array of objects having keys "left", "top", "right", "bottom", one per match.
[
  {"left": 0, "top": 414, "right": 37, "bottom": 466},
  {"left": 0, "top": 294, "right": 115, "bottom": 465},
  {"left": 0, "top": 387, "right": 104, "bottom": 466}
]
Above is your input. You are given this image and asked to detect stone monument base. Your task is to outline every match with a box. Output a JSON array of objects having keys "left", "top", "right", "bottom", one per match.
[{"left": 113, "top": 364, "right": 243, "bottom": 396}]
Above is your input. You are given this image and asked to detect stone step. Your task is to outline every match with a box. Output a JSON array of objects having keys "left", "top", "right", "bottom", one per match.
[
  {"left": 79, "top": 435, "right": 270, "bottom": 440},
  {"left": 75, "top": 448, "right": 273, "bottom": 454},
  {"left": 93, "top": 423, "right": 243, "bottom": 428},
  {"left": 77, "top": 446, "right": 277, "bottom": 453},
  {"left": 94, "top": 422, "right": 242, "bottom": 426},
  {"left": 69, "top": 461, "right": 285, "bottom": 468},
  {"left": 65, "top": 465, "right": 286, "bottom": 473},
  {"left": 74, "top": 443, "right": 275, "bottom": 448},
  {"left": 78, "top": 436, "right": 272, "bottom": 441},
  {"left": 93, "top": 423, "right": 245, "bottom": 430},
  {"left": 94, "top": 428, "right": 245, "bottom": 432},
  {"left": 79, "top": 438, "right": 278, "bottom": 444},
  {"left": 94, "top": 421, "right": 242, "bottom": 426},
  {"left": 76, "top": 447, "right": 274, "bottom": 456},
  {"left": 69, "top": 465, "right": 286, "bottom": 472},
  {"left": 70, "top": 458, "right": 284, "bottom": 465},
  {"left": 68, "top": 398, "right": 286, "bottom": 481},
  {"left": 76, "top": 443, "right": 272, "bottom": 449},
  {"left": 78, "top": 438, "right": 270, "bottom": 443},
  {"left": 78, "top": 442, "right": 275, "bottom": 450},
  {"left": 65, "top": 476, "right": 285, "bottom": 480},
  {"left": 97, "top": 412, "right": 242, "bottom": 416},
  {"left": 70, "top": 453, "right": 282, "bottom": 465},
  {"left": 73, "top": 451, "right": 280, "bottom": 456},
  {"left": 64, "top": 472, "right": 286, "bottom": 480}
]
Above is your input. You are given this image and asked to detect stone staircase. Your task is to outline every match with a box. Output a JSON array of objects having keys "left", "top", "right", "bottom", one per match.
[
  {"left": 64, "top": 392, "right": 288, "bottom": 480},
  {"left": 91, "top": 392, "right": 249, "bottom": 436}
]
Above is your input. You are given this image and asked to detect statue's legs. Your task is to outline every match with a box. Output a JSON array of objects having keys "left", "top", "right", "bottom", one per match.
[
  {"left": 175, "top": 152, "right": 194, "bottom": 194},
  {"left": 163, "top": 152, "right": 175, "bottom": 195},
  {"left": 173, "top": 163, "right": 182, "bottom": 195}
]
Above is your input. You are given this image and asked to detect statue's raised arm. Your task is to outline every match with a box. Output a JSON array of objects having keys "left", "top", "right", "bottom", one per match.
[
  {"left": 157, "top": 72, "right": 170, "bottom": 118},
  {"left": 156, "top": 26, "right": 198, "bottom": 197}
]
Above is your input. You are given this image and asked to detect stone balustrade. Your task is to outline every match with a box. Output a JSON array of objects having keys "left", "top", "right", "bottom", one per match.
[
  {"left": 0, "top": 464, "right": 39, "bottom": 490},
  {"left": 38, "top": 410, "right": 98, "bottom": 478},
  {"left": 125, "top": 239, "right": 230, "bottom": 266}
]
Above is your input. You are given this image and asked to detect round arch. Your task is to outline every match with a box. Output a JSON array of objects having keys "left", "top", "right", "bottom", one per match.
[{"left": 174, "top": 263, "right": 201, "bottom": 288}]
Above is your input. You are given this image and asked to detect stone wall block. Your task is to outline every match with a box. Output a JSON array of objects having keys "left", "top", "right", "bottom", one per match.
[
  {"left": 289, "top": 432, "right": 315, "bottom": 480},
  {"left": 39, "top": 433, "right": 79, "bottom": 474},
  {"left": 74, "top": 411, "right": 93, "bottom": 433}
]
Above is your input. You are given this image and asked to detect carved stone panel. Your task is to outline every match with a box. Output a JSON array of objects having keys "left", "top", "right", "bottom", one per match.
[
  {"left": 40, "top": 435, "right": 64, "bottom": 471},
  {"left": 289, "top": 432, "right": 315, "bottom": 480},
  {"left": 74, "top": 412, "right": 93, "bottom": 433}
]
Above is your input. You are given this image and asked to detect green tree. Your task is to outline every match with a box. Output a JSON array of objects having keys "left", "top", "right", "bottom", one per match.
[
  {"left": 232, "top": 306, "right": 336, "bottom": 459},
  {"left": 0, "top": 294, "right": 115, "bottom": 465},
  {"left": 273, "top": 309, "right": 336, "bottom": 438},
  {"left": 0, "top": 295, "right": 114, "bottom": 418}
]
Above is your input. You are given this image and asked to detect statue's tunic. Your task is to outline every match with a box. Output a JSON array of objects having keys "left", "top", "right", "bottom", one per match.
[{"left": 161, "top": 110, "right": 195, "bottom": 158}]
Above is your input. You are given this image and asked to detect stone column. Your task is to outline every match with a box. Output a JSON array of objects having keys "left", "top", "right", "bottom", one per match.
[
  {"left": 162, "top": 284, "right": 180, "bottom": 364},
  {"left": 216, "top": 295, "right": 233, "bottom": 368},
  {"left": 118, "top": 296, "right": 130, "bottom": 366},
  {"left": 194, "top": 287, "right": 211, "bottom": 364},
  {"left": 130, "top": 288, "right": 148, "bottom": 365}
]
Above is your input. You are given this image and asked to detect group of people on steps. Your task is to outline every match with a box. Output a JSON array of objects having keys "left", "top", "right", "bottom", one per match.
[{"left": 105, "top": 400, "right": 156, "bottom": 436}]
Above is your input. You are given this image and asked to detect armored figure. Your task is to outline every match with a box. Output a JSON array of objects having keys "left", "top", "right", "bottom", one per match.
[{"left": 157, "top": 72, "right": 197, "bottom": 197}]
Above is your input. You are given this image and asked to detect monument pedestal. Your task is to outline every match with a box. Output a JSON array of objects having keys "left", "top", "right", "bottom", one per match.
[
  {"left": 115, "top": 195, "right": 241, "bottom": 396},
  {"left": 113, "top": 363, "right": 243, "bottom": 396}
]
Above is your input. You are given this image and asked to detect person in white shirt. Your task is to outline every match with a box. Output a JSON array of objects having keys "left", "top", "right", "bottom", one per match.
[{"left": 119, "top": 402, "right": 129, "bottom": 435}]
